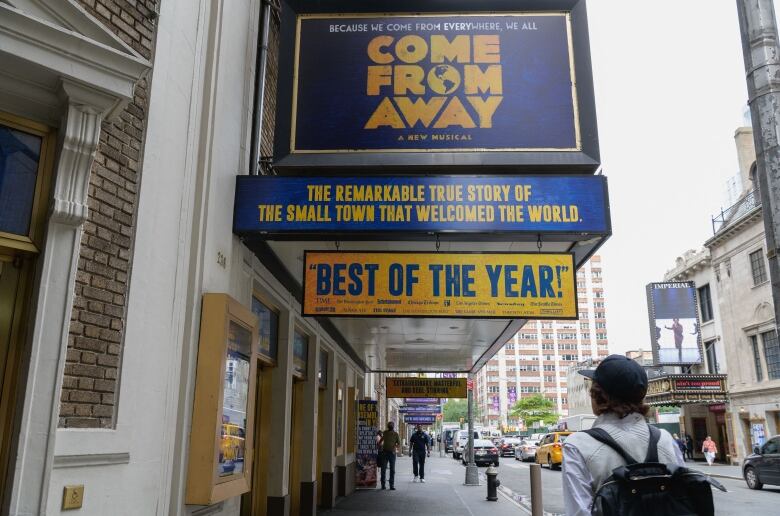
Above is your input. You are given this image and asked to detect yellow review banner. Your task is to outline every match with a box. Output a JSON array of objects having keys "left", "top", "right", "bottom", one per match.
[
  {"left": 303, "top": 251, "right": 576, "bottom": 319},
  {"left": 386, "top": 378, "right": 467, "bottom": 399}
]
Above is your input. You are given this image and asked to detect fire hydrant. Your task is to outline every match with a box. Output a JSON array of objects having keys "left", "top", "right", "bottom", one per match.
[{"left": 486, "top": 465, "right": 500, "bottom": 501}]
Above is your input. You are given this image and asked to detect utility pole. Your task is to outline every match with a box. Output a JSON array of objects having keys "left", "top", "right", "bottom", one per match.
[
  {"left": 737, "top": 0, "right": 780, "bottom": 329},
  {"left": 465, "top": 374, "right": 479, "bottom": 485}
]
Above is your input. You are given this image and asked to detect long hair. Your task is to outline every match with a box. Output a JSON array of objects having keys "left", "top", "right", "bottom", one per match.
[{"left": 590, "top": 381, "right": 650, "bottom": 418}]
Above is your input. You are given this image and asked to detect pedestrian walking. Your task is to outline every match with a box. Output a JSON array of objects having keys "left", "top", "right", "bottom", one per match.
[
  {"left": 378, "top": 422, "right": 401, "bottom": 490},
  {"left": 685, "top": 434, "right": 694, "bottom": 461},
  {"left": 673, "top": 433, "right": 687, "bottom": 460},
  {"left": 702, "top": 436, "right": 718, "bottom": 466},
  {"left": 562, "top": 355, "right": 700, "bottom": 516},
  {"left": 409, "top": 425, "right": 431, "bottom": 483}
]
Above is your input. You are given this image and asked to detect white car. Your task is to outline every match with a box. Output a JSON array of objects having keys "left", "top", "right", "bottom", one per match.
[
  {"left": 452, "top": 430, "right": 480, "bottom": 460},
  {"left": 514, "top": 440, "right": 538, "bottom": 462}
]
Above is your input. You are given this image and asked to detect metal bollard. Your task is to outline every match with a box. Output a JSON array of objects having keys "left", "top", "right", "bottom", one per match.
[
  {"left": 485, "top": 465, "right": 500, "bottom": 501},
  {"left": 530, "top": 463, "right": 543, "bottom": 516}
]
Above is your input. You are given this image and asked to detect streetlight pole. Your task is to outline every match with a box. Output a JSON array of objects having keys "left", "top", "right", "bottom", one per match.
[
  {"left": 737, "top": 0, "right": 780, "bottom": 329},
  {"left": 465, "top": 374, "right": 479, "bottom": 485}
]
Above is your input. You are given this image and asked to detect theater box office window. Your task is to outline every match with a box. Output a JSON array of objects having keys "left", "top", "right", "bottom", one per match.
[{"left": 186, "top": 294, "right": 259, "bottom": 505}]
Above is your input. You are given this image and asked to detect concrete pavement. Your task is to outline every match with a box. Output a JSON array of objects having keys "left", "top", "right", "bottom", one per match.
[{"left": 318, "top": 455, "right": 525, "bottom": 515}]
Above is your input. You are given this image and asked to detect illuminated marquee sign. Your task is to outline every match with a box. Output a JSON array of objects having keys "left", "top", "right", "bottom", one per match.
[
  {"left": 233, "top": 175, "right": 610, "bottom": 236},
  {"left": 303, "top": 251, "right": 576, "bottom": 319},
  {"left": 291, "top": 14, "right": 578, "bottom": 153},
  {"left": 387, "top": 378, "right": 467, "bottom": 398},
  {"left": 404, "top": 415, "right": 436, "bottom": 424},
  {"left": 399, "top": 405, "right": 442, "bottom": 414}
]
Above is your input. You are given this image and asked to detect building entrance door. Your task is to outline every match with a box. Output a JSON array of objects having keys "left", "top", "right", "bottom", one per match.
[
  {"left": 0, "top": 254, "right": 34, "bottom": 506},
  {"left": 692, "top": 417, "right": 708, "bottom": 460}
]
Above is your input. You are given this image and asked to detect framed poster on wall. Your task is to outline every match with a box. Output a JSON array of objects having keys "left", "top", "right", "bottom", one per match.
[{"left": 186, "top": 294, "right": 259, "bottom": 505}]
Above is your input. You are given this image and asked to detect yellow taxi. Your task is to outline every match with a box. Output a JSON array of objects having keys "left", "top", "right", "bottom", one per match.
[{"left": 535, "top": 431, "right": 572, "bottom": 470}]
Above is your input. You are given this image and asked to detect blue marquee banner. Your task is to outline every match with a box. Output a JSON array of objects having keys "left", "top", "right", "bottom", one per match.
[
  {"left": 404, "top": 415, "right": 437, "bottom": 424},
  {"left": 399, "top": 405, "right": 442, "bottom": 414},
  {"left": 292, "top": 14, "right": 578, "bottom": 152},
  {"left": 233, "top": 175, "right": 609, "bottom": 235}
]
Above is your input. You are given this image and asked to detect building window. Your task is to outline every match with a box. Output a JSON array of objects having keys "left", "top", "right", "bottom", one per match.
[
  {"left": 505, "top": 342, "right": 515, "bottom": 350},
  {"left": 488, "top": 385, "right": 500, "bottom": 393},
  {"left": 704, "top": 340, "right": 718, "bottom": 374},
  {"left": 698, "top": 284, "right": 713, "bottom": 322},
  {"left": 762, "top": 330, "right": 780, "bottom": 380},
  {"left": 750, "top": 249, "right": 768, "bottom": 285},
  {"left": 750, "top": 335, "right": 763, "bottom": 381}
]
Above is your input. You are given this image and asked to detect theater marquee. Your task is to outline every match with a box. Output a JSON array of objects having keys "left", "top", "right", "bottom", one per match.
[
  {"left": 291, "top": 13, "right": 579, "bottom": 153},
  {"left": 302, "top": 251, "right": 577, "bottom": 319}
]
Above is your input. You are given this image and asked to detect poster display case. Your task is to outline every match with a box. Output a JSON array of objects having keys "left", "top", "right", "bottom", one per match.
[{"left": 186, "top": 294, "right": 259, "bottom": 505}]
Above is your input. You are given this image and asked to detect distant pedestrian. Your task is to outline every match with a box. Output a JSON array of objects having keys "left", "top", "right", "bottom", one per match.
[
  {"left": 702, "top": 436, "right": 718, "bottom": 466},
  {"left": 673, "top": 433, "right": 687, "bottom": 459},
  {"left": 379, "top": 422, "right": 401, "bottom": 490},
  {"left": 409, "top": 425, "right": 431, "bottom": 483},
  {"left": 562, "top": 355, "right": 684, "bottom": 515},
  {"left": 685, "top": 434, "right": 694, "bottom": 460}
]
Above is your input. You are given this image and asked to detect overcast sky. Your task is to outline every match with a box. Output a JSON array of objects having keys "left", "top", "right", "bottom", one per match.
[{"left": 586, "top": 1, "right": 751, "bottom": 355}]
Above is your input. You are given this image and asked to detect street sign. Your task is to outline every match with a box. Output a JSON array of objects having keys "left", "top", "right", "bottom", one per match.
[
  {"left": 303, "top": 251, "right": 577, "bottom": 319},
  {"left": 386, "top": 378, "right": 466, "bottom": 398},
  {"left": 404, "top": 415, "right": 436, "bottom": 425}
]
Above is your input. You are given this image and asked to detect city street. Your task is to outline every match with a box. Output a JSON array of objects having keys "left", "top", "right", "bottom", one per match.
[{"left": 484, "top": 456, "right": 780, "bottom": 516}]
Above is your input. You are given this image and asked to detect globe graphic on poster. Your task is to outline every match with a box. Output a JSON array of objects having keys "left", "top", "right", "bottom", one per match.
[{"left": 428, "top": 65, "right": 461, "bottom": 94}]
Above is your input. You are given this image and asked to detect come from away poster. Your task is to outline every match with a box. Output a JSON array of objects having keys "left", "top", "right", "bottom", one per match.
[
  {"left": 291, "top": 14, "right": 579, "bottom": 152},
  {"left": 303, "top": 251, "right": 576, "bottom": 319}
]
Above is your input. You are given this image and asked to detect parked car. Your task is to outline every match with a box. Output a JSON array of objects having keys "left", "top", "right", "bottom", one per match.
[
  {"left": 499, "top": 437, "right": 521, "bottom": 457},
  {"left": 514, "top": 439, "right": 538, "bottom": 462},
  {"left": 461, "top": 439, "right": 500, "bottom": 466},
  {"left": 452, "top": 430, "right": 480, "bottom": 460},
  {"left": 743, "top": 435, "right": 780, "bottom": 490},
  {"left": 535, "top": 432, "right": 572, "bottom": 470}
]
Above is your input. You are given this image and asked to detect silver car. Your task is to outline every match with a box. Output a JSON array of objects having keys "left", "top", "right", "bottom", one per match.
[{"left": 514, "top": 439, "right": 538, "bottom": 462}]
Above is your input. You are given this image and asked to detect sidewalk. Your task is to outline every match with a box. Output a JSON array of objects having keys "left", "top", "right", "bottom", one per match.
[
  {"left": 318, "top": 456, "right": 526, "bottom": 515},
  {"left": 691, "top": 462, "right": 743, "bottom": 481}
]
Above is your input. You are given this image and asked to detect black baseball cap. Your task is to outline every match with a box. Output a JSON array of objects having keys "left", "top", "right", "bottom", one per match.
[{"left": 579, "top": 355, "right": 648, "bottom": 402}]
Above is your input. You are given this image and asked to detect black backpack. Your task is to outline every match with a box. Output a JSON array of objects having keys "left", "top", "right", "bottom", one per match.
[{"left": 583, "top": 425, "right": 727, "bottom": 516}]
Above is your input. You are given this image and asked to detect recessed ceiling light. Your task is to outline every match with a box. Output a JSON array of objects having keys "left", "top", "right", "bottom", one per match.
[{"left": 449, "top": 326, "right": 458, "bottom": 330}]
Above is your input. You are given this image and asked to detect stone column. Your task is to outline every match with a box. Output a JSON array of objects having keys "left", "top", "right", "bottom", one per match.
[
  {"left": 317, "top": 348, "right": 337, "bottom": 509},
  {"left": 266, "top": 309, "right": 294, "bottom": 516},
  {"left": 10, "top": 80, "right": 112, "bottom": 515},
  {"left": 296, "top": 335, "right": 320, "bottom": 516}
]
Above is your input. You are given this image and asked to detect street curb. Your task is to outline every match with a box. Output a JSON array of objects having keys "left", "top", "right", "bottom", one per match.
[{"left": 707, "top": 473, "right": 743, "bottom": 481}]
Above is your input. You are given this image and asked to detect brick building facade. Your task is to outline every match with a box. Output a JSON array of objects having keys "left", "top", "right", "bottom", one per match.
[{"left": 60, "top": 1, "right": 159, "bottom": 428}]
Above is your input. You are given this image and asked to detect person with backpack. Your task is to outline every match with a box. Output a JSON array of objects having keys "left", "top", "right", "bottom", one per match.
[{"left": 562, "top": 355, "right": 724, "bottom": 515}]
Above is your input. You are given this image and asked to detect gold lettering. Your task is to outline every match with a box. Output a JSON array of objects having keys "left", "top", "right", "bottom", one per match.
[
  {"left": 367, "top": 65, "right": 392, "bottom": 95},
  {"left": 464, "top": 65, "right": 503, "bottom": 95},
  {"left": 395, "top": 35, "right": 428, "bottom": 63},
  {"left": 430, "top": 35, "right": 470, "bottom": 63},
  {"left": 367, "top": 35, "right": 394, "bottom": 64},
  {"left": 395, "top": 97, "right": 446, "bottom": 128},
  {"left": 473, "top": 35, "right": 501, "bottom": 63},
  {"left": 365, "top": 97, "right": 406, "bottom": 129},
  {"left": 467, "top": 96, "right": 503, "bottom": 128}
]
